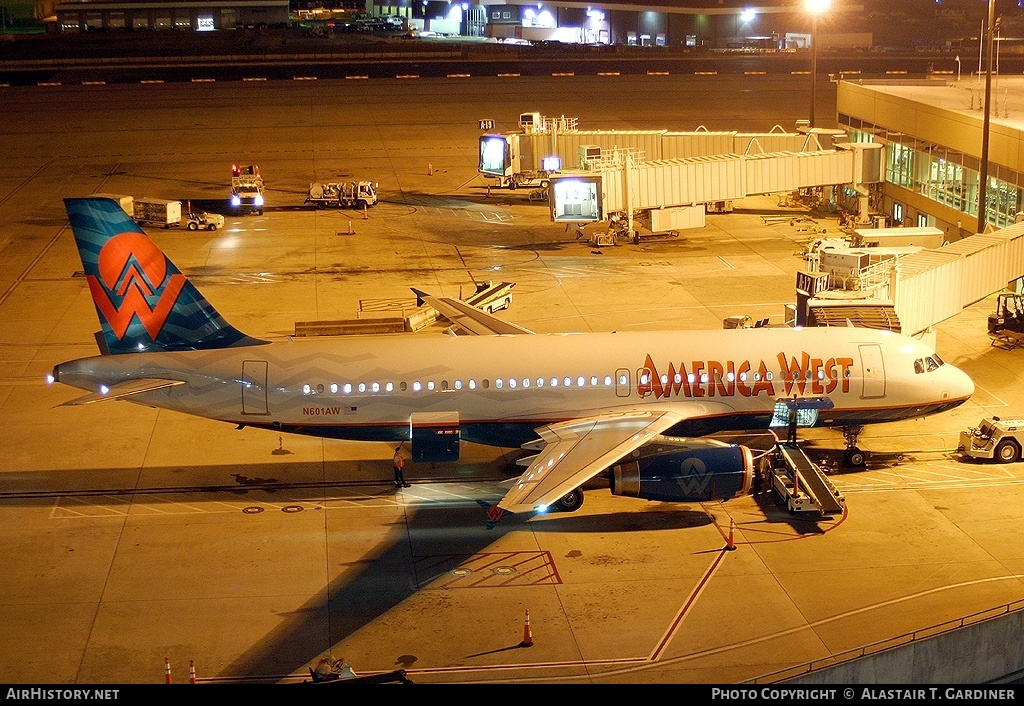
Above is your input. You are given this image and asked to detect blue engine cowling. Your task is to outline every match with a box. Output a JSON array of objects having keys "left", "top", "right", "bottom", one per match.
[{"left": 608, "top": 437, "right": 753, "bottom": 502}]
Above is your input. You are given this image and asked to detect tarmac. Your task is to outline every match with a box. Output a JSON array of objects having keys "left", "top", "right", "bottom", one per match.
[{"left": 1, "top": 73, "right": 1024, "bottom": 685}]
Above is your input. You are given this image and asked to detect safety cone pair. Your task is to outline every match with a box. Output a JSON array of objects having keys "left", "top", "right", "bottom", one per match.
[
  {"left": 520, "top": 609, "right": 533, "bottom": 647},
  {"left": 164, "top": 657, "right": 197, "bottom": 684}
]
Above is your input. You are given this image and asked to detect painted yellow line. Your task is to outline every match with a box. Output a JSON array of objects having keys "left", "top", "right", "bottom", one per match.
[
  {"left": 597, "top": 72, "right": 620, "bottom": 76},
  {"left": 345, "top": 75, "right": 369, "bottom": 80},
  {"left": 791, "top": 71, "right": 811, "bottom": 75},
  {"left": 141, "top": 80, "right": 164, "bottom": 84},
  {"left": 243, "top": 77, "right": 267, "bottom": 82},
  {"left": 396, "top": 74, "right": 420, "bottom": 79},
  {"left": 82, "top": 81, "right": 105, "bottom": 85},
  {"left": 647, "top": 71, "right": 669, "bottom": 75},
  {"left": 552, "top": 72, "right": 575, "bottom": 76},
  {"left": 695, "top": 71, "right": 717, "bottom": 75},
  {"left": 192, "top": 78, "right": 215, "bottom": 82},
  {"left": 293, "top": 76, "right": 317, "bottom": 81},
  {"left": 447, "top": 73, "right": 470, "bottom": 78},
  {"left": 498, "top": 73, "right": 521, "bottom": 77},
  {"left": 744, "top": 71, "right": 767, "bottom": 75},
  {"left": 37, "top": 82, "right": 61, "bottom": 86}
]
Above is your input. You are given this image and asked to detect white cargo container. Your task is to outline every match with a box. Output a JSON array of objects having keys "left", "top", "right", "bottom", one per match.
[{"left": 133, "top": 198, "right": 182, "bottom": 228}]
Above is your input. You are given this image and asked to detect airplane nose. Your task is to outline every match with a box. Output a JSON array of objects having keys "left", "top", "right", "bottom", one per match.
[{"left": 952, "top": 364, "right": 975, "bottom": 400}]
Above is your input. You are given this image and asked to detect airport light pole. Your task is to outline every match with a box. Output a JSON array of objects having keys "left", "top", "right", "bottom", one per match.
[
  {"left": 978, "top": 0, "right": 996, "bottom": 233},
  {"left": 806, "top": 0, "right": 830, "bottom": 128}
]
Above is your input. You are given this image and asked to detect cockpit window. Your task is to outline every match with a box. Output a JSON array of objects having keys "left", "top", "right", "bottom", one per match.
[{"left": 915, "top": 355, "right": 945, "bottom": 373}]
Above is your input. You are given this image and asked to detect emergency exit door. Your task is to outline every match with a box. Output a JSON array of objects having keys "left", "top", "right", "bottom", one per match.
[{"left": 241, "top": 360, "right": 269, "bottom": 415}]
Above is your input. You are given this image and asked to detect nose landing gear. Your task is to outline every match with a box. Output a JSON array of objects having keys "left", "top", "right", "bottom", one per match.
[{"left": 842, "top": 426, "right": 868, "bottom": 468}]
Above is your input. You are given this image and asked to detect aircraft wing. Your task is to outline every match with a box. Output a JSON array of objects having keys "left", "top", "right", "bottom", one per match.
[
  {"left": 59, "top": 378, "right": 186, "bottom": 406},
  {"left": 412, "top": 288, "right": 534, "bottom": 335},
  {"left": 496, "top": 405, "right": 725, "bottom": 515}
]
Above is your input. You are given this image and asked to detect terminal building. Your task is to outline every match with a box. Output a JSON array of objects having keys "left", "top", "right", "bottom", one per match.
[{"left": 837, "top": 76, "right": 1024, "bottom": 239}]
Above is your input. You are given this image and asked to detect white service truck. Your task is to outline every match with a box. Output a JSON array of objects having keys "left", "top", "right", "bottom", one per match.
[
  {"left": 306, "top": 182, "right": 378, "bottom": 209},
  {"left": 133, "top": 198, "right": 182, "bottom": 228},
  {"left": 958, "top": 416, "right": 1024, "bottom": 463}
]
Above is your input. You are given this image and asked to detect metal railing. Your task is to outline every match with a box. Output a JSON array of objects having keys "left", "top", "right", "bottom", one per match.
[{"left": 745, "top": 597, "right": 1024, "bottom": 684}]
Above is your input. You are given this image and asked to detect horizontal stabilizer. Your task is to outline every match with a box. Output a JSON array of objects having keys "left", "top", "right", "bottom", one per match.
[
  {"left": 60, "top": 378, "right": 185, "bottom": 406},
  {"left": 411, "top": 289, "right": 533, "bottom": 336}
]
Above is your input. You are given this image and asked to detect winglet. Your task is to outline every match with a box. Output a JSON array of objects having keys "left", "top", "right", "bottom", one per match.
[
  {"left": 475, "top": 499, "right": 508, "bottom": 530},
  {"left": 411, "top": 288, "right": 429, "bottom": 307}
]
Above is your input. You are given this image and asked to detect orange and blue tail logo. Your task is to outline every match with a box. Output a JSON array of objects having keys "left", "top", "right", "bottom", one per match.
[
  {"left": 64, "top": 198, "right": 264, "bottom": 354},
  {"left": 475, "top": 500, "right": 508, "bottom": 530}
]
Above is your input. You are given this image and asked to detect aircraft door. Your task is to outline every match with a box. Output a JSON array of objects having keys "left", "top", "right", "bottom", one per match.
[
  {"left": 241, "top": 360, "right": 269, "bottom": 415},
  {"left": 858, "top": 344, "right": 886, "bottom": 398},
  {"left": 615, "top": 368, "right": 631, "bottom": 397}
]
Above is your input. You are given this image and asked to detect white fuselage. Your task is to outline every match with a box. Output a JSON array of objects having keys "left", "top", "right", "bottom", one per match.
[{"left": 54, "top": 326, "right": 974, "bottom": 445}]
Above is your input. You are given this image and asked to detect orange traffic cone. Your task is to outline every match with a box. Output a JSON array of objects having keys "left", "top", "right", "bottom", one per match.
[
  {"left": 347, "top": 220, "right": 353, "bottom": 235},
  {"left": 486, "top": 185, "right": 491, "bottom": 198},
  {"left": 362, "top": 204, "right": 368, "bottom": 220},
  {"left": 189, "top": 660, "right": 196, "bottom": 684},
  {"left": 428, "top": 163, "right": 433, "bottom": 176},
  {"left": 726, "top": 518, "right": 736, "bottom": 551},
  {"left": 164, "top": 657, "right": 172, "bottom": 684},
  {"left": 520, "top": 609, "right": 533, "bottom": 647}
]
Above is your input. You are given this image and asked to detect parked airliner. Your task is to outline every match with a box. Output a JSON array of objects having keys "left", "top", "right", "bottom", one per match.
[{"left": 50, "top": 198, "right": 975, "bottom": 520}]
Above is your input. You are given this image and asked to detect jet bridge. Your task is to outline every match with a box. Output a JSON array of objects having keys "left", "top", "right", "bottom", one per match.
[{"left": 547, "top": 141, "right": 883, "bottom": 238}]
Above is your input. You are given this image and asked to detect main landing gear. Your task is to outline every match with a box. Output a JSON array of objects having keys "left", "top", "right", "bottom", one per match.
[{"left": 842, "top": 426, "right": 868, "bottom": 468}]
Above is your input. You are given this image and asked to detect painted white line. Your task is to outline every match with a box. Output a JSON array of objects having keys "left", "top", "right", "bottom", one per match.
[
  {"left": 37, "top": 82, "right": 61, "bottom": 86},
  {"left": 497, "top": 73, "right": 520, "bottom": 77},
  {"left": 192, "top": 78, "right": 215, "bottom": 82},
  {"left": 695, "top": 71, "right": 717, "bottom": 75},
  {"left": 551, "top": 72, "right": 575, "bottom": 76},
  {"left": 242, "top": 77, "right": 267, "bottom": 82},
  {"left": 744, "top": 71, "right": 767, "bottom": 75},
  {"left": 141, "top": 80, "right": 164, "bottom": 84},
  {"left": 598, "top": 72, "right": 620, "bottom": 76},
  {"left": 647, "top": 71, "right": 669, "bottom": 76},
  {"left": 447, "top": 73, "right": 470, "bottom": 78},
  {"left": 82, "top": 81, "right": 106, "bottom": 85},
  {"left": 396, "top": 74, "right": 420, "bottom": 79},
  {"left": 293, "top": 76, "right": 317, "bottom": 81},
  {"left": 345, "top": 75, "right": 368, "bottom": 80}
]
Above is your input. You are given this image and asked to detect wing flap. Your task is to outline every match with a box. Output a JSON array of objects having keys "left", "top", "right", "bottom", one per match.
[
  {"left": 60, "top": 378, "right": 185, "bottom": 406},
  {"left": 497, "top": 408, "right": 689, "bottom": 514}
]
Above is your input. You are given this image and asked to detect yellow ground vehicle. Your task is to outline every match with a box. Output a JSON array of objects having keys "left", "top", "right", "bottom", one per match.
[{"left": 958, "top": 416, "right": 1024, "bottom": 463}]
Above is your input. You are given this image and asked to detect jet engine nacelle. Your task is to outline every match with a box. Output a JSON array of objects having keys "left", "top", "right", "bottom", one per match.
[{"left": 609, "top": 437, "right": 753, "bottom": 502}]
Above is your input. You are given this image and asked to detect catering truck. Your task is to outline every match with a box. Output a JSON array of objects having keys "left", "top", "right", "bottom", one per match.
[{"left": 230, "top": 164, "right": 265, "bottom": 215}]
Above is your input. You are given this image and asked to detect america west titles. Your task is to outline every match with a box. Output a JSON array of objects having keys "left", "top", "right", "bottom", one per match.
[{"left": 638, "top": 352, "right": 855, "bottom": 399}]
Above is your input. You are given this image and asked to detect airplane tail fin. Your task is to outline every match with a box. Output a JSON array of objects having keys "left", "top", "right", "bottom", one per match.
[{"left": 64, "top": 197, "right": 266, "bottom": 354}]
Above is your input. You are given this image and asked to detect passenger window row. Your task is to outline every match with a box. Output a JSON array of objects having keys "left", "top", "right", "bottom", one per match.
[{"left": 302, "top": 374, "right": 618, "bottom": 396}]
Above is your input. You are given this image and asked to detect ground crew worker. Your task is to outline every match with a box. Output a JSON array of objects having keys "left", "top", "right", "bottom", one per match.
[{"left": 393, "top": 445, "right": 409, "bottom": 488}]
